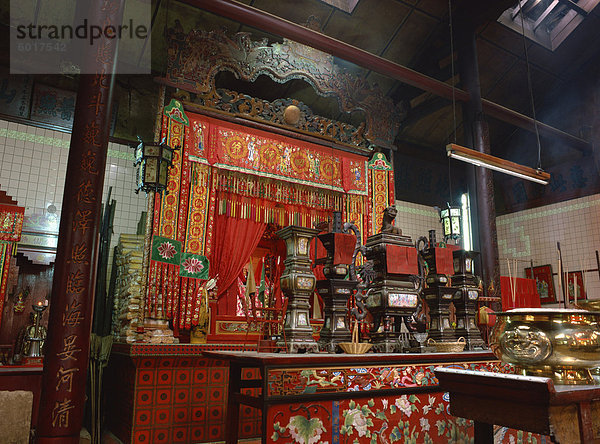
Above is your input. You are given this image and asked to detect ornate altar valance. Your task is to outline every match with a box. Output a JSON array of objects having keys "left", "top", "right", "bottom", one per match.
[
  {"left": 214, "top": 169, "right": 341, "bottom": 228},
  {"left": 164, "top": 27, "right": 403, "bottom": 149},
  {"left": 187, "top": 113, "right": 369, "bottom": 195},
  {"left": 214, "top": 170, "right": 342, "bottom": 210}
]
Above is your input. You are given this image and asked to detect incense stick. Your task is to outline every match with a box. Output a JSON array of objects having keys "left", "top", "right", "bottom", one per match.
[
  {"left": 514, "top": 259, "right": 518, "bottom": 307},
  {"left": 564, "top": 265, "right": 569, "bottom": 306},
  {"left": 557, "top": 243, "right": 564, "bottom": 308},
  {"left": 580, "top": 257, "right": 587, "bottom": 300},
  {"left": 507, "top": 258, "right": 515, "bottom": 307}
]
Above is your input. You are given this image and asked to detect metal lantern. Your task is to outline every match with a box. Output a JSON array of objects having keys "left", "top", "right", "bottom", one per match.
[
  {"left": 133, "top": 137, "right": 178, "bottom": 194},
  {"left": 438, "top": 203, "right": 462, "bottom": 243}
]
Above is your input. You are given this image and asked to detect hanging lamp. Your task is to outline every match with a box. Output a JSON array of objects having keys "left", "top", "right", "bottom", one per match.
[{"left": 445, "top": 0, "right": 550, "bottom": 186}]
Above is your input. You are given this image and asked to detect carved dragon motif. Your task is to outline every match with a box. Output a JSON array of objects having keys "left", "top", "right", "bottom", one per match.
[{"left": 165, "top": 24, "right": 405, "bottom": 149}]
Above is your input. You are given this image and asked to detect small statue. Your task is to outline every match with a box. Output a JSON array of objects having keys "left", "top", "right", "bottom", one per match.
[
  {"left": 14, "top": 311, "right": 47, "bottom": 358},
  {"left": 380, "top": 206, "right": 402, "bottom": 235},
  {"left": 13, "top": 286, "right": 30, "bottom": 313}
]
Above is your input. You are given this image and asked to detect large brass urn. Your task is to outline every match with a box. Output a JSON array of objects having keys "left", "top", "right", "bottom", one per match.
[{"left": 490, "top": 309, "right": 600, "bottom": 385}]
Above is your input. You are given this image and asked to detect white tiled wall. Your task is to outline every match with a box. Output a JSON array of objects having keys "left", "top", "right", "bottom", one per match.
[
  {"left": 394, "top": 200, "right": 442, "bottom": 243},
  {"left": 0, "top": 118, "right": 147, "bottom": 282},
  {"left": 498, "top": 194, "right": 600, "bottom": 300}
]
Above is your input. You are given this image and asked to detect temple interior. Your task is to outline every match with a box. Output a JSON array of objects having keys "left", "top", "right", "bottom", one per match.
[{"left": 0, "top": 0, "right": 600, "bottom": 443}]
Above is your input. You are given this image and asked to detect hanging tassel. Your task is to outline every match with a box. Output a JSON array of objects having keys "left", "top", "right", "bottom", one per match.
[
  {"left": 190, "top": 278, "right": 197, "bottom": 326},
  {"left": 169, "top": 264, "right": 176, "bottom": 318},
  {"left": 181, "top": 276, "right": 188, "bottom": 330},
  {"left": 166, "top": 264, "right": 173, "bottom": 318},
  {"left": 186, "top": 277, "right": 194, "bottom": 330},
  {"left": 158, "top": 262, "right": 164, "bottom": 318},
  {"left": 151, "top": 261, "right": 158, "bottom": 317},
  {"left": 173, "top": 276, "right": 180, "bottom": 328},
  {"left": 192, "top": 279, "right": 200, "bottom": 326},
  {"left": 148, "top": 261, "right": 156, "bottom": 317}
]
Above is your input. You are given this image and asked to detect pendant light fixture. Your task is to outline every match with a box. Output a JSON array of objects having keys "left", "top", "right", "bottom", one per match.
[
  {"left": 445, "top": 0, "right": 550, "bottom": 186},
  {"left": 446, "top": 143, "right": 550, "bottom": 185}
]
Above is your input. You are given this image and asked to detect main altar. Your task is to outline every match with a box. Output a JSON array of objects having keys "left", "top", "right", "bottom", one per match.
[
  {"left": 110, "top": 25, "right": 398, "bottom": 348},
  {"left": 104, "top": 24, "right": 545, "bottom": 444}
]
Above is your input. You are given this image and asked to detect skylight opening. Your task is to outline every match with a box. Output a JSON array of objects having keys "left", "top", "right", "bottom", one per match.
[{"left": 498, "top": 0, "right": 600, "bottom": 50}]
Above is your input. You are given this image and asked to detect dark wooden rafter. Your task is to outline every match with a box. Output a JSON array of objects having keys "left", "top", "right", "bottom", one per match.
[{"left": 180, "top": 0, "right": 591, "bottom": 152}]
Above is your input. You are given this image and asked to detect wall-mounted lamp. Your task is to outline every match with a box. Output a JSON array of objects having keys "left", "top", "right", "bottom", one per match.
[{"left": 446, "top": 143, "right": 550, "bottom": 185}]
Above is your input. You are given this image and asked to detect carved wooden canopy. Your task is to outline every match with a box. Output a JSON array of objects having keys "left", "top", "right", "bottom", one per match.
[{"left": 164, "top": 24, "right": 404, "bottom": 150}]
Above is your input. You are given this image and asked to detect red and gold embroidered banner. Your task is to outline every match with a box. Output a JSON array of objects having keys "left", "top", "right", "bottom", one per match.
[
  {"left": 185, "top": 163, "right": 211, "bottom": 255},
  {"left": 186, "top": 113, "right": 368, "bottom": 195},
  {"left": 368, "top": 152, "right": 394, "bottom": 236},
  {"left": 158, "top": 107, "right": 186, "bottom": 239},
  {"left": 0, "top": 204, "right": 24, "bottom": 242}
]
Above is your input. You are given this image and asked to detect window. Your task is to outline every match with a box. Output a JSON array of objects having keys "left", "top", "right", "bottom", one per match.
[{"left": 461, "top": 193, "right": 473, "bottom": 251}]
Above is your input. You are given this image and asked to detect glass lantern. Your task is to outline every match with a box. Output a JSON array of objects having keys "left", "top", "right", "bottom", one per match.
[
  {"left": 438, "top": 203, "right": 462, "bottom": 243},
  {"left": 133, "top": 137, "right": 179, "bottom": 194}
]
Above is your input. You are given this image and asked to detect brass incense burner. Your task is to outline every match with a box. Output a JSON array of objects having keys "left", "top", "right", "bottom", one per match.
[{"left": 490, "top": 309, "right": 600, "bottom": 385}]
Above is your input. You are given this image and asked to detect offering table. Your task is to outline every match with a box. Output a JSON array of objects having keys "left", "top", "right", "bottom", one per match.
[
  {"left": 203, "top": 350, "right": 541, "bottom": 444},
  {"left": 435, "top": 368, "right": 600, "bottom": 443}
]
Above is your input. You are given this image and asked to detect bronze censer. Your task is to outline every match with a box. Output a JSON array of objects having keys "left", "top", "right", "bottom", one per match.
[{"left": 490, "top": 309, "right": 600, "bottom": 385}]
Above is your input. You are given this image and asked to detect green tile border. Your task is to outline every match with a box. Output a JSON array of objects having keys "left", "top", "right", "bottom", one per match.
[
  {"left": 107, "top": 149, "right": 134, "bottom": 161},
  {"left": 0, "top": 128, "right": 134, "bottom": 161},
  {"left": 497, "top": 197, "right": 600, "bottom": 226},
  {"left": 395, "top": 203, "right": 439, "bottom": 219},
  {"left": 498, "top": 223, "right": 532, "bottom": 258},
  {"left": 1, "top": 128, "right": 69, "bottom": 148}
]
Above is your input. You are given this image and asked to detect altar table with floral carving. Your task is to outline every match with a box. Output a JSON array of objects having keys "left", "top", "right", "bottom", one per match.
[{"left": 203, "top": 350, "right": 548, "bottom": 444}]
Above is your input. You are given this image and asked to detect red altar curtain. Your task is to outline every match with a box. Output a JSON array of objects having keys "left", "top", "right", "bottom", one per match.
[
  {"left": 210, "top": 214, "right": 266, "bottom": 315},
  {"left": 500, "top": 276, "right": 540, "bottom": 310}
]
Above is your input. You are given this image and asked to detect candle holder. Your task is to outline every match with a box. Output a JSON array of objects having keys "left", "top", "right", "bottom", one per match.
[
  {"left": 315, "top": 215, "right": 361, "bottom": 353},
  {"left": 364, "top": 207, "right": 423, "bottom": 352},
  {"left": 451, "top": 249, "right": 485, "bottom": 349},
  {"left": 277, "top": 225, "right": 320, "bottom": 353},
  {"left": 26, "top": 303, "right": 48, "bottom": 358},
  {"left": 419, "top": 232, "right": 462, "bottom": 346}
]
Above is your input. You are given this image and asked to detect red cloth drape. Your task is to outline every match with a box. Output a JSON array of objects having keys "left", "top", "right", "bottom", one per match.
[
  {"left": 386, "top": 245, "right": 418, "bottom": 274},
  {"left": 332, "top": 233, "right": 356, "bottom": 265},
  {"left": 434, "top": 247, "right": 454, "bottom": 275},
  {"left": 210, "top": 214, "right": 267, "bottom": 315},
  {"left": 500, "top": 277, "right": 540, "bottom": 310}
]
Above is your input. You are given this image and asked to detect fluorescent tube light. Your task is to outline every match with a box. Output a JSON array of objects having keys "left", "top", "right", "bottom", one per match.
[{"left": 446, "top": 143, "right": 550, "bottom": 185}]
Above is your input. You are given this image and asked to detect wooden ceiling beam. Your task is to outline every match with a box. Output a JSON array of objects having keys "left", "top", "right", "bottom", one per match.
[
  {"left": 180, "top": 0, "right": 591, "bottom": 152},
  {"left": 182, "top": 0, "right": 469, "bottom": 101}
]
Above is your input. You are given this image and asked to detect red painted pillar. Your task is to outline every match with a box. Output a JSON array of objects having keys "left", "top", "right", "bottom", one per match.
[{"left": 36, "top": 0, "right": 125, "bottom": 442}]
